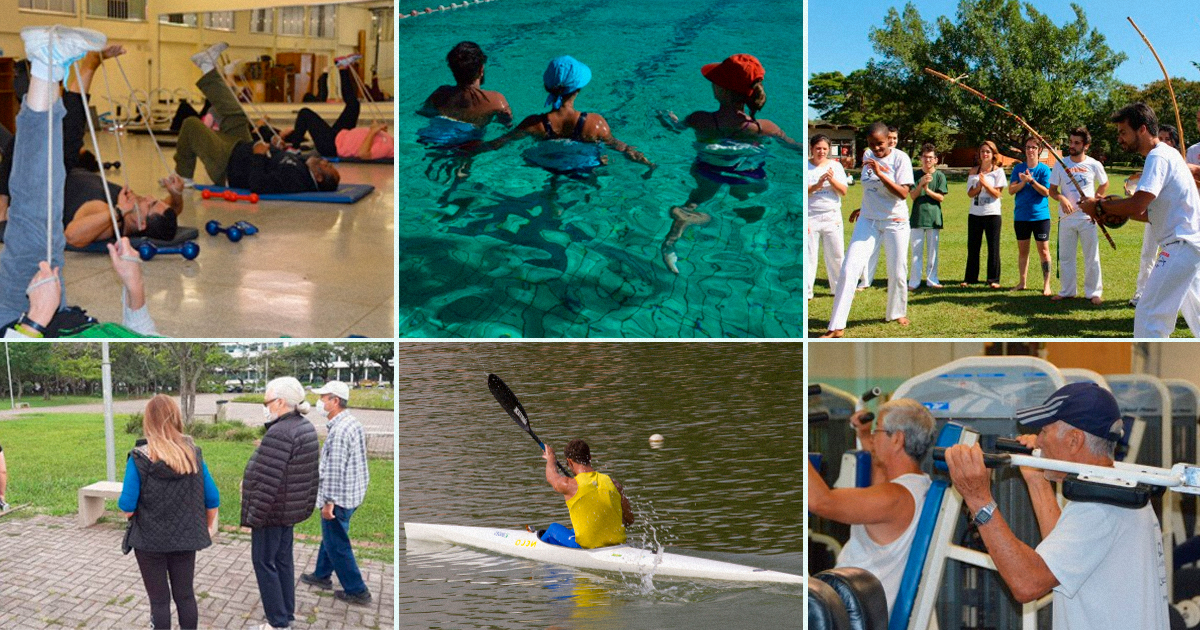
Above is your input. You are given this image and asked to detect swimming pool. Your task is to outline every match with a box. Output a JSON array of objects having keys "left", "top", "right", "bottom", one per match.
[{"left": 396, "top": 0, "right": 803, "bottom": 337}]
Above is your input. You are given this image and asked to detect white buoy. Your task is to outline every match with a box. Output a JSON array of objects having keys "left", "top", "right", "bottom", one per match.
[{"left": 649, "top": 434, "right": 664, "bottom": 446}]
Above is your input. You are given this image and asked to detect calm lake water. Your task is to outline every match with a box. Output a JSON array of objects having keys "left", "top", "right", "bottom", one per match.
[{"left": 395, "top": 342, "right": 802, "bottom": 628}]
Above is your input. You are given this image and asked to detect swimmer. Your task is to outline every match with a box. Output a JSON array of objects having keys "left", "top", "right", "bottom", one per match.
[
  {"left": 657, "top": 54, "right": 798, "bottom": 273},
  {"left": 419, "top": 42, "right": 513, "bottom": 184},
  {"left": 480, "top": 55, "right": 653, "bottom": 187}
]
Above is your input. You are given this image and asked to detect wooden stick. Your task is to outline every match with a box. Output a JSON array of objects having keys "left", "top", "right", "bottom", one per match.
[
  {"left": 925, "top": 67, "right": 1117, "bottom": 250},
  {"left": 1128, "top": 17, "right": 1185, "bottom": 153}
]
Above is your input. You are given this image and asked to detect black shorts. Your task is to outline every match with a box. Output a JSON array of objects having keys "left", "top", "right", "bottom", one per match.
[{"left": 1014, "top": 219, "right": 1051, "bottom": 242}]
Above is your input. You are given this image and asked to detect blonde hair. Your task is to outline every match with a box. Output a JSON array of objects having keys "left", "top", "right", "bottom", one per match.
[
  {"left": 142, "top": 394, "right": 198, "bottom": 475},
  {"left": 976, "top": 140, "right": 1001, "bottom": 173}
]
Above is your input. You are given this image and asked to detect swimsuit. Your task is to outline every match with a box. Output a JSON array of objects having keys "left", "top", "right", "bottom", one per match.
[
  {"left": 693, "top": 114, "right": 770, "bottom": 185},
  {"left": 521, "top": 112, "right": 604, "bottom": 177}
]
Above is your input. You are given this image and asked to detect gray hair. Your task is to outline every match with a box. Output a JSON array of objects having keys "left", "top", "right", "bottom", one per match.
[
  {"left": 265, "top": 376, "right": 312, "bottom": 415},
  {"left": 880, "top": 398, "right": 937, "bottom": 461},
  {"left": 1053, "top": 421, "right": 1119, "bottom": 458}
]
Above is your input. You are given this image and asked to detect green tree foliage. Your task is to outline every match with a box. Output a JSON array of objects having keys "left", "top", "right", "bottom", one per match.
[{"left": 816, "top": 1, "right": 1126, "bottom": 161}]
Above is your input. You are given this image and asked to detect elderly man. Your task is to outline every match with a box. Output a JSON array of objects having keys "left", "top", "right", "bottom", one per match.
[
  {"left": 537, "top": 439, "right": 634, "bottom": 549},
  {"left": 806, "top": 398, "right": 936, "bottom": 614},
  {"left": 300, "top": 381, "right": 371, "bottom": 605},
  {"left": 944, "top": 383, "right": 1169, "bottom": 629},
  {"left": 242, "top": 377, "right": 320, "bottom": 630}
]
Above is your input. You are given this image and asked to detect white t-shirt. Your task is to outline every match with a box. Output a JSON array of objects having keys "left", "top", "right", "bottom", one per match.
[
  {"left": 1036, "top": 500, "right": 1169, "bottom": 630},
  {"left": 1185, "top": 142, "right": 1200, "bottom": 166},
  {"left": 1137, "top": 141, "right": 1200, "bottom": 248},
  {"left": 859, "top": 148, "right": 914, "bottom": 221},
  {"left": 966, "top": 167, "right": 1006, "bottom": 217},
  {"left": 1050, "top": 156, "right": 1108, "bottom": 217},
  {"left": 807, "top": 159, "right": 848, "bottom": 215},
  {"left": 836, "top": 473, "right": 931, "bottom": 614}
]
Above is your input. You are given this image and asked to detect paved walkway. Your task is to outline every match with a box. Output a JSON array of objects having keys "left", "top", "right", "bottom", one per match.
[
  {"left": 0, "top": 513, "right": 393, "bottom": 629},
  {"left": 0, "top": 394, "right": 394, "bottom": 455}
]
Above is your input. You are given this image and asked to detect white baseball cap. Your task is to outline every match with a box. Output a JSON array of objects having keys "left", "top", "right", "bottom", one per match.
[{"left": 311, "top": 381, "right": 350, "bottom": 401}]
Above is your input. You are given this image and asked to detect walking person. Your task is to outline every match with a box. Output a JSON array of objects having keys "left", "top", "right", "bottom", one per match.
[
  {"left": 243, "top": 377, "right": 320, "bottom": 630},
  {"left": 0, "top": 441, "right": 9, "bottom": 512},
  {"left": 1050, "top": 127, "right": 1108, "bottom": 304},
  {"left": 301, "top": 381, "right": 372, "bottom": 605},
  {"left": 806, "top": 133, "right": 847, "bottom": 299},
  {"left": 908, "top": 143, "right": 948, "bottom": 290},
  {"left": 1008, "top": 136, "right": 1054, "bottom": 295},
  {"left": 961, "top": 141, "right": 1007, "bottom": 289},
  {"left": 119, "top": 395, "right": 219, "bottom": 630}
]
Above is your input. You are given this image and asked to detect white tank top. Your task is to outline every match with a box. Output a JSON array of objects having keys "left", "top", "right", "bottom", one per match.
[{"left": 835, "top": 472, "right": 932, "bottom": 614}]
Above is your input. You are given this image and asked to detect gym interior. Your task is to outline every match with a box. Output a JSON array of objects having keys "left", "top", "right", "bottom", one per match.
[
  {"left": 809, "top": 341, "right": 1200, "bottom": 630},
  {"left": 0, "top": 0, "right": 395, "bottom": 337}
]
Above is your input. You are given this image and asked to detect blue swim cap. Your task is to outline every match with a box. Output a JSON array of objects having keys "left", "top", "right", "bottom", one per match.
[{"left": 543, "top": 55, "right": 591, "bottom": 110}]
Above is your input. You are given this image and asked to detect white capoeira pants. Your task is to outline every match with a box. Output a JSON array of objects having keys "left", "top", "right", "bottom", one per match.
[
  {"left": 806, "top": 211, "right": 845, "bottom": 299},
  {"left": 1134, "top": 240, "right": 1200, "bottom": 338},
  {"left": 909, "top": 228, "right": 940, "bottom": 289},
  {"left": 859, "top": 240, "right": 882, "bottom": 288},
  {"left": 1135, "top": 222, "right": 1157, "bottom": 299},
  {"left": 1057, "top": 213, "right": 1103, "bottom": 299},
  {"left": 828, "top": 218, "right": 910, "bottom": 330}
]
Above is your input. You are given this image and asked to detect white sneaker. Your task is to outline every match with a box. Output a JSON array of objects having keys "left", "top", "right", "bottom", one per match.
[
  {"left": 181, "top": 177, "right": 195, "bottom": 189},
  {"left": 190, "top": 41, "right": 229, "bottom": 73},
  {"left": 21, "top": 26, "right": 106, "bottom": 82}
]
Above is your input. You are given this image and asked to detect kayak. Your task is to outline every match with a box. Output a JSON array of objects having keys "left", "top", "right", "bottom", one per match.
[{"left": 404, "top": 522, "right": 803, "bottom": 584}]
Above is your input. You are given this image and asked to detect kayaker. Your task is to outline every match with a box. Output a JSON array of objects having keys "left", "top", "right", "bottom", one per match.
[{"left": 538, "top": 439, "right": 634, "bottom": 549}]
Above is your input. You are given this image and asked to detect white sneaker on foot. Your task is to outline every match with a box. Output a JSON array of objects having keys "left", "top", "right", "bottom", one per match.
[
  {"left": 335, "top": 53, "right": 362, "bottom": 69},
  {"left": 181, "top": 177, "right": 195, "bottom": 189},
  {"left": 190, "top": 41, "right": 229, "bottom": 73},
  {"left": 21, "top": 26, "right": 106, "bottom": 82}
]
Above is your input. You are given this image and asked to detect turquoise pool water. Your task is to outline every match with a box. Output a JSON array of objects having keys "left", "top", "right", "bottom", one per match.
[{"left": 396, "top": 0, "right": 803, "bottom": 337}]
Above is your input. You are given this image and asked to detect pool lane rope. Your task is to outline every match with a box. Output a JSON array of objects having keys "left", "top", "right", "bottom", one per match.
[{"left": 399, "top": 0, "right": 500, "bottom": 20}]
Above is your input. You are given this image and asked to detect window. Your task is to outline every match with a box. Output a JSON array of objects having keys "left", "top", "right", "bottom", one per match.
[
  {"left": 159, "top": 13, "right": 197, "bottom": 27},
  {"left": 278, "top": 6, "right": 304, "bottom": 36},
  {"left": 18, "top": 0, "right": 75, "bottom": 13},
  {"left": 250, "top": 8, "right": 273, "bottom": 34},
  {"left": 204, "top": 11, "right": 234, "bottom": 31},
  {"left": 86, "top": 0, "right": 144, "bottom": 19},
  {"left": 308, "top": 4, "right": 336, "bottom": 38}
]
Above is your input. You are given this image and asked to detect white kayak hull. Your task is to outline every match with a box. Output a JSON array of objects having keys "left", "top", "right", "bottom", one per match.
[{"left": 404, "top": 522, "right": 803, "bottom": 584}]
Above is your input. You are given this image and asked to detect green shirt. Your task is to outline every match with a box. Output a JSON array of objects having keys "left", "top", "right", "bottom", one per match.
[{"left": 910, "top": 168, "right": 948, "bottom": 229}]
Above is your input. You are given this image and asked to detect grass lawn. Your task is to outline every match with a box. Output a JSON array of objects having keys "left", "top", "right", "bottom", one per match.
[
  {"left": 806, "top": 169, "right": 1192, "bottom": 337},
  {"left": 2, "top": 394, "right": 140, "bottom": 409},
  {"left": 0, "top": 414, "right": 394, "bottom": 562},
  {"left": 231, "top": 389, "right": 395, "bottom": 411}
]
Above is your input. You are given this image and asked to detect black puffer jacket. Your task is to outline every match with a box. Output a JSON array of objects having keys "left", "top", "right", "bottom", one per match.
[{"left": 240, "top": 411, "right": 320, "bottom": 528}]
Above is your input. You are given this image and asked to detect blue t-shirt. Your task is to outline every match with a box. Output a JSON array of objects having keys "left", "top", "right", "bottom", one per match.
[{"left": 1010, "top": 162, "right": 1051, "bottom": 222}]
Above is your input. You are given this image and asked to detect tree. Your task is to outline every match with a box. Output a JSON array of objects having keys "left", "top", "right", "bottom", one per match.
[
  {"left": 834, "top": 0, "right": 1125, "bottom": 158},
  {"left": 162, "top": 343, "right": 223, "bottom": 423}
]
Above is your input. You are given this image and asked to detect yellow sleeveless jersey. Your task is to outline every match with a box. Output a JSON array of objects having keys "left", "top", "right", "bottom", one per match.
[{"left": 565, "top": 471, "right": 626, "bottom": 548}]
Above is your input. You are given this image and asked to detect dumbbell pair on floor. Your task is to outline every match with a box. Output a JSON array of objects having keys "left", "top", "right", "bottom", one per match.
[{"left": 205, "top": 220, "right": 259, "bottom": 242}]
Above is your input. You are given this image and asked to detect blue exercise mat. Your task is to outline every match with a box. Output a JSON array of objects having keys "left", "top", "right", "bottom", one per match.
[
  {"left": 328, "top": 156, "right": 393, "bottom": 164},
  {"left": 195, "top": 184, "right": 375, "bottom": 204},
  {"left": 65, "top": 227, "right": 200, "bottom": 254}
]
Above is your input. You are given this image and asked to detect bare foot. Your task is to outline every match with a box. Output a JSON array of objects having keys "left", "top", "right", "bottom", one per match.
[
  {"left": 895, "top": 317, "right": 911, "bottom": 326},
  {"left": 1010, "top": 283, "right": 1026, "bottom": 292},
  {"left": 988, "top": 282, "right": 1002, "bottom": 289},
  {"left": 1050, "top": 294, "right": 1069, "bottom": 301},
  {"left": 669, "top": 206, "right": 711, "bottom": 226},
  {"left": 959, "top": 282, "right": 970, "bottom": 288},
  {"left": 819, "top": 330, "right": 845, "bottom": 338},
  {"left": 1090, "top": 296, "right": 1103, "bottom": 305},
  {"left": 1042, "top": 285, "right": 1053, "bottom": 296},
  {"left": 928, "top": 282, "right": 943, "bottom": 289}
]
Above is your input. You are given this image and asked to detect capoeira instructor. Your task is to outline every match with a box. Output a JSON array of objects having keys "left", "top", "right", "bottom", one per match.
[
  {"left": 822, "top": 122, "right": 913, "bottom": 337},
  {"left": 1081, "top": 103, "right": 1200, "bottom": 338}
]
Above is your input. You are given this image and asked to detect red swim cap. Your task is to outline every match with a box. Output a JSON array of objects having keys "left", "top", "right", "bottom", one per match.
[{"left": 701, "top": 54, "right": 764, "bottom": 98}]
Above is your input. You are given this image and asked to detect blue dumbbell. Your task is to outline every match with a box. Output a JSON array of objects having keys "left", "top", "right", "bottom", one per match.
[
  {"left": 138, "top": 241, "right": 200, "bottom": 261},
  {"left": 205, "top": 220, "right": 260, "bottom": 242}
]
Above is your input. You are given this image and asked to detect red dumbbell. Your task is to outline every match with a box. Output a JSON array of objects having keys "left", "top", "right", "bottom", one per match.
[{"left": 201, "top": 189, "right": 259, "bottom": 203}]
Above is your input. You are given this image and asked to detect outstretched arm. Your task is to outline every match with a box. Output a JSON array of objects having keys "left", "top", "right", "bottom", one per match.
[{"left": 592, "top": 115, "right": 655, "bottom": 172}]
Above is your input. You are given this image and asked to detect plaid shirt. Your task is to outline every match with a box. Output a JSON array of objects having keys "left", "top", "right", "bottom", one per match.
[{"left": 318, "top": 410, "right": 370, "bottom": 509}]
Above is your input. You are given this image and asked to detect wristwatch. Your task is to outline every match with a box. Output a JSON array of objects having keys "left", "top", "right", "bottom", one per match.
[{"left": 972, "top": 501, "right": 998, "bottom": 527}]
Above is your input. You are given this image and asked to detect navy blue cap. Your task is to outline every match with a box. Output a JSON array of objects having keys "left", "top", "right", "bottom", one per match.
[{"left": 1016, "top": 383, "right": 1125, "bottom": 440}]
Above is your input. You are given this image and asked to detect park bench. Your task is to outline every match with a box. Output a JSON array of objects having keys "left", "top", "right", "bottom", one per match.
[
  {"left": 13, "top": 402, "right": 29, "bottom": 409},
  {"left": 77, "top": 481, "right": 123, "bottom": 527}
]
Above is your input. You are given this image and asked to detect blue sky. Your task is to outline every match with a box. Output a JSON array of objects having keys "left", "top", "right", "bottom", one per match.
[{"left": 808, "top": 1, "right": 1200, "bottom": 88}]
